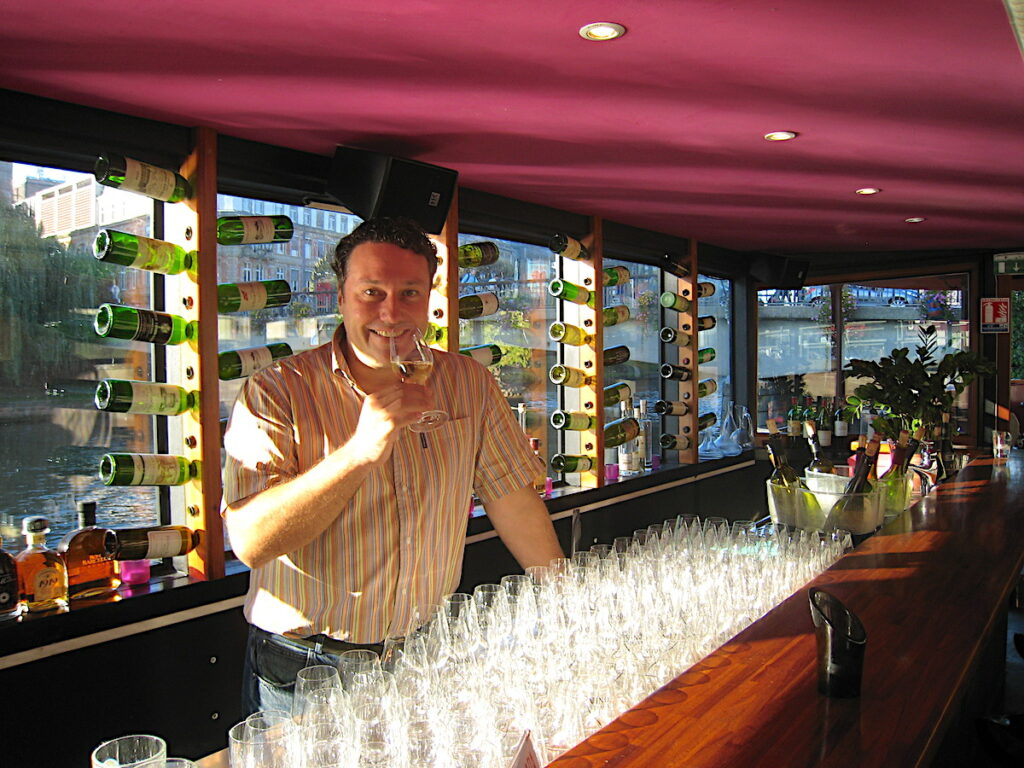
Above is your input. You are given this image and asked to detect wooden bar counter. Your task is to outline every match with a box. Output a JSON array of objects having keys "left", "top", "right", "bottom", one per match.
[{"left": 551, "top": 454, "right": 1024, "bottom": 768}]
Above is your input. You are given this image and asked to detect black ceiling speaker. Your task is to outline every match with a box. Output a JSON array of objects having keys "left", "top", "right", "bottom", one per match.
[
  {"left": 748, "top": 253, "right": 810, "bottom": 289},
  {"left": 327, "top": 146, "right": 458, "bottom": 234}
]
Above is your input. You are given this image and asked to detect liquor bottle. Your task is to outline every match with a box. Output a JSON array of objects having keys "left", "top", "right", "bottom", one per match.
[
  {"left": 95, "top": 379, "right": 197, "bottom": 416},
  {"left": 804, "top": 420, "right": 835, "bottom": 474},
  {"left": 765, "top": 438, "right": 801, "bottom": 488},
  {"left": 94, "top": 304, "right": 197, "bottom": 346},
  {"left": 548, "top": 322, "right": 592, "bottom": 346},
  {"left": 104, "top": 525, "right": 200, "bottom": 560},
  {"left": 603, "top": 346, "right": 630, "bottom": 366},
  {"left": 786, "top": 398, "right": 802, "bottom": 437},
  {"left": 550, "top": 410, "right": 595, "bottom": 431},
  {"left": 548, "top": 233, "right": 589, "bottom": 261},
  {"left": 458, "top": 241, "right": 500, "bottom": 268},
  {"left": 660, "top": 327, "right": 692, "bottom": 347},
  {"left": 833, "top": 437, "right": 881, "bottom": 514},
  {"left": 0, "top": 538, "right": 20, "bottom": 620},
  {"left": 654, "top": 400, "right": 690, "bottom": 416},
  {"left": 459, "top": 292, "right": 500, "bottom": 319},
  {"left": 696, "top": 347, "right": 716, "bottom": 364},
  {"left": 548, "top": 279, "right": 592, "bottom": 306},
  {"left": 459, "top": 344, "right": 503, "bottom": 366},
  {"left": 660, "top": 291, "right": 691, "bottom": 312},
  {"left": 660, "top": 434, "right": 693, "bottom": 451},
  {"left": 603, "top": 381, "right": 632, "bottom": 407},
  {"left": 215, "top": 215, "right": 294, "bottom": 245},
  {"left": 697, "top": 413, "right": 717, "bottom": 431},
  {"left": 217, "top": 279, "right": 292, "bottom": 313},
  {"left": 551, "top": 454, "right": 594, "bottom": 473},
  {"left": 660, "top": 363, "right": 692, "bottom": 381},
  {"left": 605, "top": 417, "right": 641, "bottom": 449},
  {"left": 58, "top": 502, "right": 119, "bottom": 600},
  {"left": 697, "top": 378, "right": 718, "bottom": 398},
  {"left": 218, "top": 342, "right": 294, "bottom": 380},
  {"left": 16, "top": 517, "right": 68, "bottom": 612},
  {"left": 696, "top": 282, "right": 717, "bottom": 298},
  {"left": 695, "top": 316, "right": 717, "bottom": 331},
  {"left": 637, "top": 401, "right": 654, "bottom": 469},
  {"left": 94, "top": 230, "right": 193, "bottom": 275},
  {"left": 549, "top": 365, "right": 593, "bottom": 388},
  {"left": 603, "top": 306, "right": 631, "bottom": 326},
  {"left": 99, "top": 453, "right": 197, "bottom": 486},
  {"left": 603, "top": 266, "right": 630, "bottom": 286},
  {"left": 94, "top": 154, "right": 190, "bottom": 202}
]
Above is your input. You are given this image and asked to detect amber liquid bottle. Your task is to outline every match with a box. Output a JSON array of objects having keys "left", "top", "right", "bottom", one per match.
[
  {"left": 16, "top": 516, "right": 68, "bottom": 613},
  {"left": 58, "top": 501, "right": 119, "bottom": 600}
]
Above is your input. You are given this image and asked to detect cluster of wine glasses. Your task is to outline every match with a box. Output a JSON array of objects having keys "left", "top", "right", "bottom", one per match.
[
  {"left": 229, "top": 516, "right": 847, "bottom": 768},
  {"left": 700, "top": 402, "right": 754, "bottom": 460}
]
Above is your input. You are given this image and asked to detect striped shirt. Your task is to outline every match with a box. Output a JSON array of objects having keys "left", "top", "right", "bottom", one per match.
[{"left": 222, "top": 326, "right": 539, "bottom": 643}]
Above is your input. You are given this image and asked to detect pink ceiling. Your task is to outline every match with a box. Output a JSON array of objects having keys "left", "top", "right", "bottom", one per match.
[{"left": 2, "top": 0, "right": 1023, "bottom": 254}]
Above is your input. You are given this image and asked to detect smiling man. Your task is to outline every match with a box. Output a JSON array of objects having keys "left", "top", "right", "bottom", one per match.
[{"left": 222, "top": 217, "right": 563, "bottom": 715}]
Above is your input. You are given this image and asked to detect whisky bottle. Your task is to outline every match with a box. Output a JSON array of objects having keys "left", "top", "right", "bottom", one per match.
[
  {"left": 660, "top": 291, "right": 691, "bottom": 312},
  {"left": 549, "top": 364, "right": 592, "bottom": 388},
  {"left": 95, "top": 379, "right": 197, "bottom": 416},
  {"left": 602, "top": 306, "right": 630, "bottom": 326},
  {"left": 660, "top": 327, "right": 692, "bottom": 347},
  {"left": 217, "top": 279, "right": 292, "bottom": 313},
  {"left": 460, "top": 344, "right": 503, "bottom": 366},
  {"left": 58, "top": 502, "right": 119, "bottom": 600},
  {"left": 16, "top": 516, "right": 68, "bottom": 612},
  {"left": 660, "top": 434, "right": 693, "bottom": 451},
  {"left": 550, "top": 410, "right": 596, "bottom": 431},
  {"left": 604, "top": 381, "right": 632, "bottom": 407},
  {"left": 696, "top": 347, "right": 716, "bottom": 364},
  {"left": 551, "top": 454, "right": 594, "bottom": 473},
  {"left": 548, "top": 279, "right": 592, "bottom": 306},
  {"left": 218, "top": 343, "right": 294, "bottom": 380},
  {"left": 602, "top": 266, "right": 630, "bottom": 286},
  {"left": 604, "top": 417, "right": 641, "bottom": 449},
  {"left": 94, "top": 304, "right": 197, "bottom": 346},
  {"left": 660, "top": 363, "right": 692, "bottom": 381},
  {"left": 654, "top": 400, "right": 690, "bottom": 416},
  {"left": 603, "top": 345, "right": 630, "bottom": 366},
  {"left": 94, "top": 154, "right": 190, "bottom": 202},
  {"left": 695, "top": 316, "right": 717, "bottom": 331},
  {"left": 548, "top": 322, "right": 592, "bottom": 346},
  {"left": 548, "top": 233, "right": 589, "bottom": 261},
  {"left": 697, "top": 378, "right": 718, "bottom": 398},
  {"left": 216, "top": 215, "right": 294, "bottom": 245},
  {"left": 458, "top": 241, "right": 500, "bottom": 268},
  {"left": 94, "top": 230, "right": 193, "bottom": 275},
  {"left": 99, "top": 453, "right": 197, "bottom": 486},
  {"left": 697, "top": 413, "right": 718, "bottom": 431},
  {"left": 0, "top": 538, "right": 20, "bottom": 619},
  {"left": 696, "top": 282, "right": 717, "bottom": 299},
  {"left": 458, "top": 292, "right": 500, "bottom": 319},
  {"left": 104, "top": 525, "right": 199, "bottom": 560}
]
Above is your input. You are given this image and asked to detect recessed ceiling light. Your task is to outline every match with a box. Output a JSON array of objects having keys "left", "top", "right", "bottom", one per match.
[
  {"left": 579, "top": 22, "right": 626, "bottom": 41},
  {"left": 905, "top": 217, "right": 926, "bottom": 223},
  {"left": 855, "top": 187, "right": 882, "bottom": 195},
  {"left": 764, "top": 131, "right": 798, "bottom": 141}
]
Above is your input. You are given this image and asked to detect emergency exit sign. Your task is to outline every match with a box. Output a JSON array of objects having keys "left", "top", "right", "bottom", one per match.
[
  {"left": 981, "top": 297, "right": 1010, "bottom": 333},
  {"left": 994, "top": 252, "right": 1024, "bottom": 274}
]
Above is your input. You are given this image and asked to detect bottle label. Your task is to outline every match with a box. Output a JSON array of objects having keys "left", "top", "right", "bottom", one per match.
[
  {"left": 133, "top": 311, "right": 174, "bottom": 344},
  {"left": 32, "top": 567, "right": 63, "bottom": 601},
  {"left": 788, "top": 420, "right": 802, "bottom": 436},
  {"left": 146, "top": 530, "right": 186, "bottom": 558},
  {"left": 560, "top": 238, "right": 585, "bottom": 261},
  {"left": 239, "top": 217, "right": 276, "bottom": 244},
  {"left": 235, "top": 346, "right": 275, "bottom": 377},
  {"left": 127, "top": 382, "right": 184, "bottom": 414},
  {"left": 834, "top": 420, "right": 849, "bottom": 436},
  {"left": 603, "top": 306, "right": 630, "bottom": 325},
  {"left": 603, "top": 382, "right": 631, "bottom": 406},
  {"left": 603, "top": 266, "right": 629, "bottom": 286},
  {"left": 122, "top": 158, "right": 177, "bottom": 201},
  {"left": 233, "top": 282, "right": 270, "bottom": 312},
  {"left": 464, "top": 293, "right": 499, "bottom": 317},
  {"left": 130, "top": 454, "right": 186, "bottom": 485}
]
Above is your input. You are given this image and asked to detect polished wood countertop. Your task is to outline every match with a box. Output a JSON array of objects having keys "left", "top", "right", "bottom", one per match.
[{"left": 551, "top": 454, "right": 1024, "bottom": 768}]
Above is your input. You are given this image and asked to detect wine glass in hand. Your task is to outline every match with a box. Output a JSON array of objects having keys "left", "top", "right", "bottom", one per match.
[{"left": 389, "top": 327, "right": 448, "bottom": 432}]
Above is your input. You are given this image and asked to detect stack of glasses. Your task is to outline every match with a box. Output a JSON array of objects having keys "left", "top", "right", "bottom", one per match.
[{"left": 229, "top": 516, "right": 847, "bottom": 767}]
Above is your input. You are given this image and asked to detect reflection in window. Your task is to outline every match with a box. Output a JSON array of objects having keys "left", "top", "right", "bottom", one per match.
[{"left": 697, "top": 274, "right": 733, "bottom": 430}]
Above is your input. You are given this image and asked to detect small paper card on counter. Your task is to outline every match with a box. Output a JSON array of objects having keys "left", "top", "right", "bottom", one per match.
[{"left": 508, "top": 729, "right": 540, "bottom": 768}]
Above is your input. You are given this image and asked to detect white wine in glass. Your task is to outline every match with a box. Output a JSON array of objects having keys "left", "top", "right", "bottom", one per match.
[{"left": 389, "top": 328, "right": 448, "bottom": 432}]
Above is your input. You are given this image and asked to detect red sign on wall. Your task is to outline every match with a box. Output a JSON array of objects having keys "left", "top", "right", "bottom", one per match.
[{"left": 981, "top": 297, "right": 1010, "bottom": 333}]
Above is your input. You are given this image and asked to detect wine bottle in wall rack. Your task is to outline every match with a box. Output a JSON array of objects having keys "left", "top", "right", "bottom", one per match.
[
  {"left": 551, "top": 454, "right": 595, "bottom": 473},
  {"left": 458, "top": 292, "right": 500, "bottom": 319},
  {"left": 602, "top": 266, "right": 630, "bottom": 286},
  {"left": 604, "top": 381, "right": 632, "bottom": 407},
  {"left": 697, "top": 413, "right": 717, "bottom": 431},
  {"left": 695, "top": 282, "right": 716, "bottom": 298},
  {"left": 603, "top": 305, "right": 630, "bottom": 326},
  {"left": 660, "top": 363, "right": 692, "bottom": 381},
  {"left": 549, "top": 364, "right": 593, "bottom": 388},
  {"left": 104, "top": 525, "right": 199, "bottom": 560},
  {"left": 423, "top": 323, "right": 448, "bottom": 346},
  {"left": 95, "top": 379, "right": 197, "bottom": 416},
  {"left": 460, "top": 344, "right": 503, "bottom": 366},
  {"left": 548, "top": 233, "right": 590, "bottom": 261},
  {"left": 660, "top": 327, "right": 692, "bottom": 347},
  {"left": 94, "top": 154, "right": 190, "bottom": 203},
  {"left": 662, "top": 257, "right": 691, "bottom": 280},
  {"left": 217, "top": 279, "right": 292, "bottom": 313},
  {"left": 548, "top": 322, "right": 592, "bottom": 346},
  {"left": 94, "top": 230, "right": 193, "bottom": 275},
  {"left": 696, "top": 347, "right": 716, "bottom": 364},
  {"left": 660, "top": 291, "right": 691, "bottom": 312},
  {"left": 548, "top": 279, "right": 592, "bottom": 306},
  {"left": 654, "top": 400, "right": 691, "bottom": 416},
  {"left": 696, "top": 315, "right": 717, "bottom": 331},
  {"left": 218, "top": 343, "right": 294, "bottom": 380},
  {"left": 603, "top": 346, "right": 630, "bottom": 366},
  {"left": 216, "top": 215, "right": 294, "bottom": 245},
  {"left": 457, "top": 241, "right": 500, "bottom": 268},
  {"left": 660, "top": 434, "right": 693, "bottom": 451},
  {"left": 697, "top": 378, "right": 718, "bottom": 398},
  {"left": 94, "top": 304, "right": 197, "bottom": 346},
  {"left": 551, "top": 410, "right": 596, "bottom": 432},
  {"left": 99, "top": 453, "right": 198, "bottom": 486},
  {"left": 604, "top": 417, "right": 641, "bottom": 449}
]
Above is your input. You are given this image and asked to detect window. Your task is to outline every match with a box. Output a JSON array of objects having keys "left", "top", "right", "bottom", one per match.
[{"left": 696, "top": 273, "right": 733, "bottom": 432}]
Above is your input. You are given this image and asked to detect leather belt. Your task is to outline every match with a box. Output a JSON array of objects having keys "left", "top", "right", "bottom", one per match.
[{"left": 259, "top": 625, "right": 385, "bottom": 656}]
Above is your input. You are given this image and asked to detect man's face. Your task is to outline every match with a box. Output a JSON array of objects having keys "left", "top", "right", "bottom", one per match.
[{"left": 337, "top": 241, "right": 433, "bottom": 369}]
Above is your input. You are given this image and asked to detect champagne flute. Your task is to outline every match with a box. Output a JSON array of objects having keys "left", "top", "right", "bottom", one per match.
[{"left": 389, "top": 327, "right": 448, "bottom": 432}]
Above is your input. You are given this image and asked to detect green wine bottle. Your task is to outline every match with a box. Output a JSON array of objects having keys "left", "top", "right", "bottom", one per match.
[
  {"left": 602, "top": 266, "right": 630, "bottom": 286},
  {"left": 660, "top": 363, "right": 692, "bottom": 381},
  {"left": 695, "top": 316, "right": 717, "bottom": 331},
  {"left": 696, "top": 282, "right": 717, "bottom": 298},
  {"left": 548, "top": 279, "right": 592, "bottom": 306},
  {"left": 460, "top": 344, "right": 503, "bottom": 366},
  {"left": 663, "top": 257, "right": 691, "bottom": 280},
  {"left": 551, "top": 454, "right": 594, "bottom": 473},
  {"left": 94, "top": 304, "right": 196, "bottom": 346},
  {"left": 548, "top": 322, "right": 592, "bottom": 346},
  {"left": 457, "top": 242, "right": 500, "bottom": 268},
  {"left": 660, "top": 434, "right": 692, "bottom": 450},
  {"left": 660, "top": 291, "right": 691, "bottom": 312},
  {"left": 697, "top": 347, "right": 716, "bottom": 364},
  {"left": 654, "top": 400, "right": 690, "bottom": 416},
  {"left": 548, "top": 233, "right": 590, "bottom": 261},
  {"left": 605, "top": 417, "right": 641, "bottom": 449},
  {"left": 217, "top": 279, "right": 292, "bottom": 313},
  {"left": 550, "top": 410, "right": 596, "bottom": 431},
  {"left": 216, "top": 215, "right": 294, "bottom": 245},
  {"left": 99, "top": 453, "right": 196, "bottom": 486},
  {"left": 458, "top": 292, "right": 500, "bottom": 319},
  {"left": 94, "top": 230, "right": 192, "bottom": 275},
  {"left": 218, "top": 343, "right": 293, "bottom": 380},
  {"left": 603, "top": 345, "right": 630, "bottom": 366},
  {"left": 603, "top": 306, "right": 630, "bottom": 326},
  {"left": 697, "top": 412, "right": 717, "bottom": 431},
  {"left": 660, "top": 327, "right": 692, "bottom": 347},
  {"left": 94, "top": 154, "right": 190, "bottom": 203},
  {"left": 697, "top": 378, "right": 718, "bottom": 398},
  {"left": 95, "top": 379, "right": 196, "bottom": 416},
  {"left": 603, "top": 381, "right": 632, "bottom": 407},
  {"left": 549, "top": 364, "right": 592, "bottom": 388}
]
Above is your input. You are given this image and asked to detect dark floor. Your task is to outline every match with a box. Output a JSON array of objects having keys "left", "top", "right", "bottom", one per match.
[{"left": 969, "top": 594, "right": 1024, "bottom": 767}]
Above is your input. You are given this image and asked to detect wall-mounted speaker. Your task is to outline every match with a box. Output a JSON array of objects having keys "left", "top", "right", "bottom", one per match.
[
  {"left": 748, "top": 253, "right": 810, "bottom": 289},
  {"left": 327, "top": 147, "right": 458, "bottom": 234}
]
